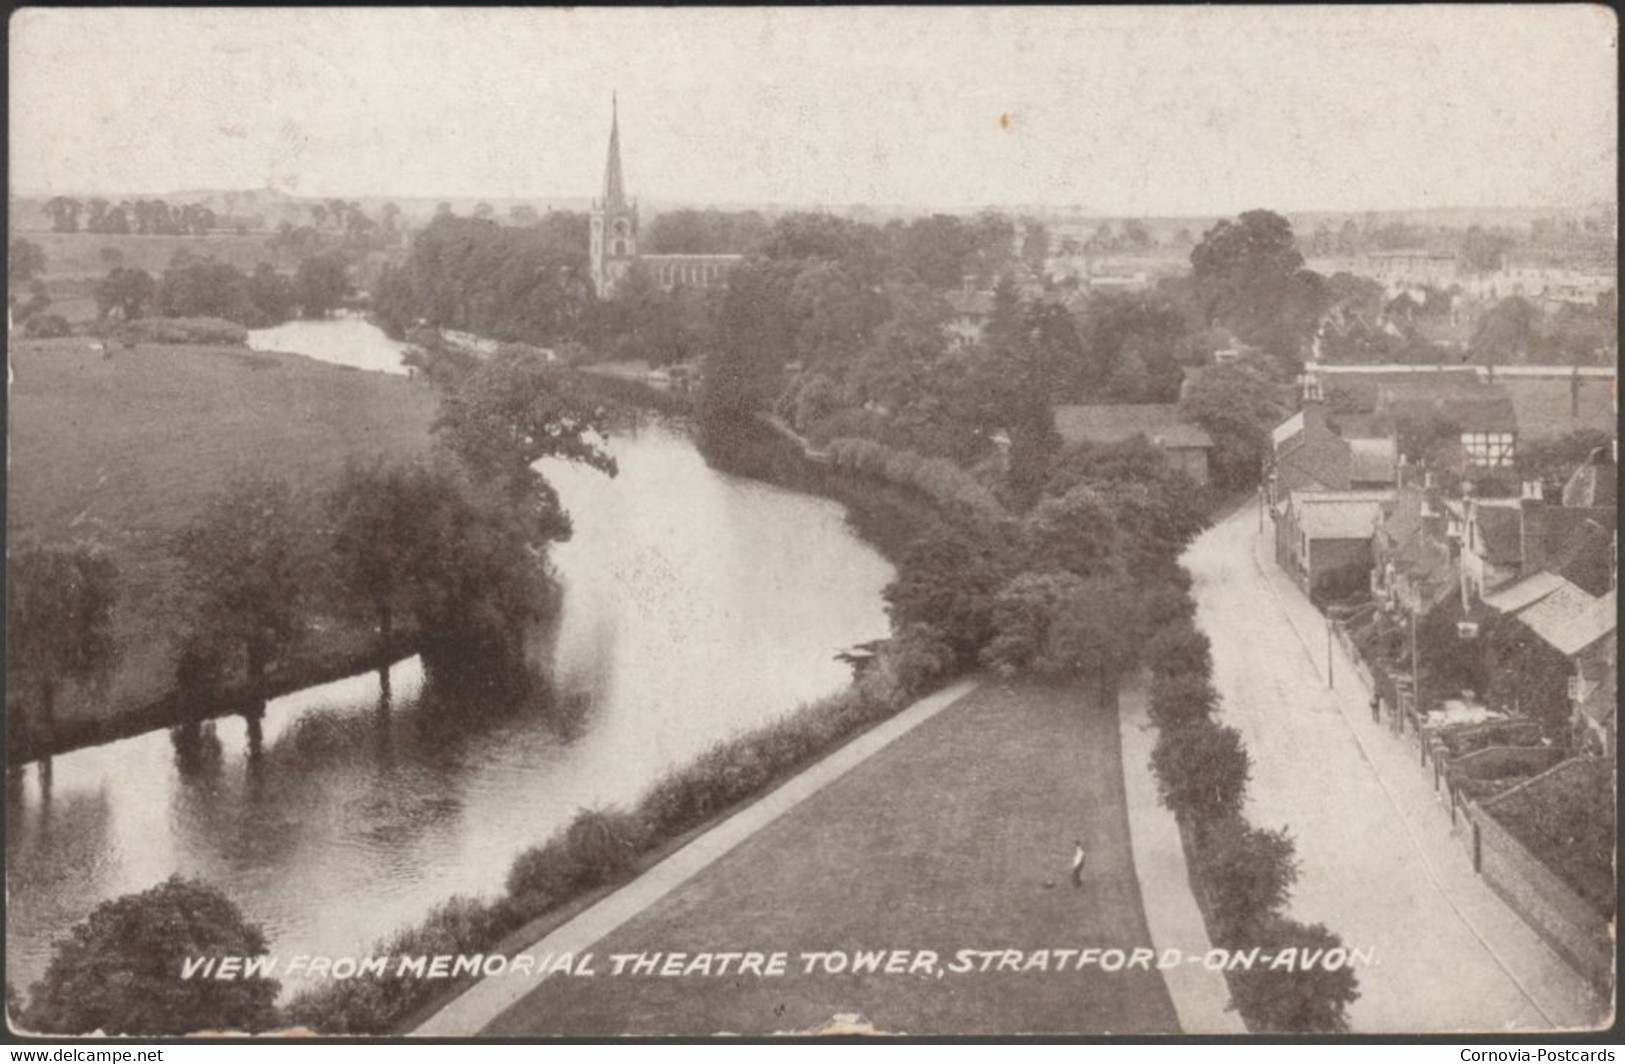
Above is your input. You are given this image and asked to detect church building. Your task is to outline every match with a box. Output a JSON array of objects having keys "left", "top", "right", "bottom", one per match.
[{"left": 590, "top": 97, "right": 743, "bottom": 299}]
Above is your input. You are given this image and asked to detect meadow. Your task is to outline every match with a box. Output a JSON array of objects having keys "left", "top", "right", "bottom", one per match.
[
  {"left": 23, "top": 229, "right": 305, "bottom": 281},
  {"left": 7, "top": 336, "right": 440, "bottom": 745}
]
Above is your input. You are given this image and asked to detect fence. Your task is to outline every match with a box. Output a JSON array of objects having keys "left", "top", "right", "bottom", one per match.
[{"left": 1464, "top": 795, "right": 1615, "bottom": 995}]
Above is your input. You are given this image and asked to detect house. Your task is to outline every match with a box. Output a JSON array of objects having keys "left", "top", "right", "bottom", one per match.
[
  {"left": 1372, "top": 483, "right": 1459, "bottom": 615},
  {"left": 1266, "top": 380, "right": 1398, "bottom": 510},
  {"left": 1052, "top": 403, "right": 1214, "bottom": 485},
  {"left": 1275, "top": 489, "right": 1393, "bottom": 601},
  {"left": 944, "top": 289, "right": 994, "bottom": 349},
  {"left": 1460, "top": 486, "right": 1617, "bottom": 603},
  {"left": 1371, "top": 381, "right": 1520, "bottom": 471}
]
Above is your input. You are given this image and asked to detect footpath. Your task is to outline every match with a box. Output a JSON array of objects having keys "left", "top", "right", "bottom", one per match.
[{"left": 1184, "top": 508, "right": 1602, "bottom": 1031}]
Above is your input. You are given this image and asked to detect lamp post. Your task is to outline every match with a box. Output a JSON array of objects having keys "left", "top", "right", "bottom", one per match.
[{"left": 1326, "top": 616, "right": 1335, "bottom": 688}]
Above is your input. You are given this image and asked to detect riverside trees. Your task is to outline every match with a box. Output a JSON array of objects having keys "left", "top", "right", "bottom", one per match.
[{"left": 6, "top": 545, "right": 119, "bottom": 744}]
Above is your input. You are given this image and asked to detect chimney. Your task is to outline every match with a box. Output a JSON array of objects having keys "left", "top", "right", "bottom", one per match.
[{"left": 1521, "top": 479, "right": 1544, "bottom": 503}]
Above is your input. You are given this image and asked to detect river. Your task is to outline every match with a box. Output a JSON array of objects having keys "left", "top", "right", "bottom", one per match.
[{"left": 6, "top": 321, "right": 894, "bottom": 998}]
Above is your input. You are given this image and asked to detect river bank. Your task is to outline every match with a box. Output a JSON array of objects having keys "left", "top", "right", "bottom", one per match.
[{"left": 6, "top": 337, "right": 440, "bottom": 763}]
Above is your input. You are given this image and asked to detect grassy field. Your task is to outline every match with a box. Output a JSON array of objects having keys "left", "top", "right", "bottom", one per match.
[
  {"left": 22, "top": 230, "right": 305, "bottom": 282},
  {"left": 6, "top": 336, "right": 440, "bottom": 741},
  {"left": 482, "top": 680, "right": 1178, "bottom": 1036}
]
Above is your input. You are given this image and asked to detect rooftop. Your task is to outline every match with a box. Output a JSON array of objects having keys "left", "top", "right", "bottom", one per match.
[
  {"left": 1519, "top": 585, "right": 1615, "bottom": 658},
  {"left": 1482, "top": 570, "right": 1568, "bottom": 615}
]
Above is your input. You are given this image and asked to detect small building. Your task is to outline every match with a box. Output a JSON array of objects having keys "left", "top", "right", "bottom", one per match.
[
  {"left": 1266, "top": 383, "right": 1398, "bottom": 511},
  {"left": 1275, "top": 489, "right": 1393, "bottom": 601},
  {"left": 1052, "top": 403, "right": 1214, "bottom": 485},
  {"left": 944, "top": 289, "right": 994, "bottom": 349}
]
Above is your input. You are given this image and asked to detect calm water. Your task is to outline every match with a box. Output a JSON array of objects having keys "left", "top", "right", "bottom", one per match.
[
  {"left": 248, "top": 315, "right": 413, "bottom": 375},
  {"left": 6, "top": 323, "right": 893, "bottom": 998}
]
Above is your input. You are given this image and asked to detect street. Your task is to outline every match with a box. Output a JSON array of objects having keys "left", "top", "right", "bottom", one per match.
[{"left": 1185, "top": 505, "right": 1606, "bottom": 1032}]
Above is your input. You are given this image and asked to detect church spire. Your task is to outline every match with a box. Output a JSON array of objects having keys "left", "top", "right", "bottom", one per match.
[{"left": 601, "top": 93, "right": 627, "bottom": 210}]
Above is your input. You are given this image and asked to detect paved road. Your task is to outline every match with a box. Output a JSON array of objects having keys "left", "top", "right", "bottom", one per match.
[
  {"left": 1186, "top": 506, "right": 1605, "bottom": 1032},
  {"left": 475, "top": 682, "right": 1179, "bottom": 1036}
]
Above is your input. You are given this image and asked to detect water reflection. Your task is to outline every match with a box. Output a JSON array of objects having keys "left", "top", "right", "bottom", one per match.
[{"left": 6, "top": 415, "right": 893, "bottom": 999}]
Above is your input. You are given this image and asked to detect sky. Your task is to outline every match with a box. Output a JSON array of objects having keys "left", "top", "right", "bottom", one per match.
[{"left": 9, "top": 6, "right": 1618, "bottom": 216}]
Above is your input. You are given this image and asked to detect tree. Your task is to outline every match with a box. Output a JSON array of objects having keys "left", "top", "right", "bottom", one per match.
[
  {"left": 1179, "top": 358, "right": 1292, "bottom": 489},
  {"left": 472, "top": 201, "right": 495, "bottom": 222},
  {"left": 883, "top": 527, "right": 1006, "bottom": 665},
  {"left": 94, "top": 267, "right": 156, "bottom": 322},
  {"left": 1020, "top": 219, "right": 1050, "bottom": 273},
  {"left": 247, "top": 263, "right": 296, "bottom": 324},
  {"left": 981, "top": 569, "right": 1088, "bottom": 676},
  {"left": 432, "top": 345, "right": 616, "bottom": 494},
  {"left": 1196, "top": 816, "right": 1298, "bottom": 942},
  {"left": 1151, "top": 716, "right": 1250, "bottom": 823},
  {"left": 509, "top": 204, "right": 541, "bottom": 228},
  {"left": 293, "top": 252, "right": 350, "bottom": 318},
  {"left": 175, "top": 474, "right": 310, "bottom": 694},
  {"left": 24, "top": 877, "right": 280, "bottom": 1035},
  {"left": 1038, "top": 573, "right": 1145, "bottom": 688},
  {"left": 158, "top": 256, "right": 253, "bottom": 321},
  {"left": 1148, "top": 669, "right": 1219, "bottom": 732},
  {"left": 8, "top": 238, "right": 46, "bottom": 284},
  {"left": 1226, "top": 916, "right": 1359, "bottom": 1033},
  {"left": 1023, "top": 487, "right": 1123, "bottom": 580},
  {"left": 43, "top": 196, "right": 82, "bottom": 233},
  {"left": 1191, "top": 210, "right": 1325, "bottom": 360},
  {"left": 6, "top": 545, "right": 118, "bottom": 743},
  {"left": 1469, "top": 296, "right": 1541, "bottom": 365},
  {"left": 1461, "top": 225, "right": 1512, "bottom": 274},
  {"left": 326, "top": 460, "right": 473, "bottom": 651}
]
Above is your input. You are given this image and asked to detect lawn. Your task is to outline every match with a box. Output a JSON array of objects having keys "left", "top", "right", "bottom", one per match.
[
  {"left": 6, "top": 336, "right": 440, "bottom": 739},
  {"left": 481, "top": 680, "right": 1178, "bottom": 1036}
]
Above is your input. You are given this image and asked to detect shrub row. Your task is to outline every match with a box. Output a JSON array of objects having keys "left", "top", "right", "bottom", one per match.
[
  {"left": 825, "top": 436, "right": 1008, "bottom": 527},
  {"left": 284, "top": 628, "right": 957, "bottom": 1034},
  {"left": 109, "top": 316, "right": 250, "bottom": 346},
  {"left": 1143, "top": 606, "right": 1361, "bottom": 1033}
]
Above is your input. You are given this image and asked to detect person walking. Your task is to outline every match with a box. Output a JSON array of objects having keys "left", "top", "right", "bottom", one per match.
[{"left": 1070, "top": 839, "right": 1086, "bottom": 888}]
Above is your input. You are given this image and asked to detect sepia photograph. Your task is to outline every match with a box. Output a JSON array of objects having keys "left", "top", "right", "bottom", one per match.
[{"left": 4, "top": 5, "right": 1618, "bottom": 1041}]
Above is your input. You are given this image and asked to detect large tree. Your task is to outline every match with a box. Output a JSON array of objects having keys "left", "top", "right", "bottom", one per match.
[
  {"left": 175, "top": 474, "right": 310, "bottom": 694},
  {"left": 24, "top": 877, "right": 280, "bottom": 1036},
  {"left": 6, "top": 545, "right": 118, "bottom": 742},
  {"left": 95, "top": 267, "right": 156, "bottom": 322},
  {"left": 1191, "top": 209, "right": 1326, "bottom": 361},
  {"left": 8, "top": 238, "right": 46, "bottom": 284},
  {"left": 293, "top": 252, "right": 351, "bottom": 318},
  {"left": 1178, "top": 357, "right": 1292, "bottom": 489}
]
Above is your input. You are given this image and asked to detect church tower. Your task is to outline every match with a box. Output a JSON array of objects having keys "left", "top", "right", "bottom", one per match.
[{"left": 589, "top": 94, "right": 638, "bottom": 298}]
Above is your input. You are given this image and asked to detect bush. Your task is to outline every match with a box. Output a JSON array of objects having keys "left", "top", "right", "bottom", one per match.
[
  {"left": 114, "top": 316, "right": 249, "bottom": 346},
  {"left": 23, "top": 313, "right": 72, "bottom": 338},
  {"left": 1148, "top": 670, "right": 1219, "bottom": 732},
  {"left": 284, "top": 895, "right": 516, "bottom": 1036},
  {"left": 981, "top": 570, "right": 1087, "bottom": 676},
  {"left": 827, "top": 437, "right": 1007, "bottom": 523},
  {"left": 24, "top": 876, "right": 280, "bottom": 1036},
  {"left": 1192, "top": 815, "right": 1298, "bottom": 944},
  {"left": 1037, "top": 574, "right": 1145, "bottom": 686},
  {"left": 1151, "top": 717, "right": 1250, "bottom": 824},
  {"left": 1146, "top": 620, "right": 1213, "bottom": 680},
  {"left": 1225, "top": 917, "right": 1360, "bottom": 1033},
  {"left": 878, "top": 624, "right": 957, "bottom": 698},
  {"left": 883, "top": 527, "right": 1005, "bottom": 665}
]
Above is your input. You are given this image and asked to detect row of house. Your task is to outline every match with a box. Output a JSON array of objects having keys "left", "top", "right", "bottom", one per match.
[{"left": 1268, "top": 365, "right": 1617, "bottom": 754}]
